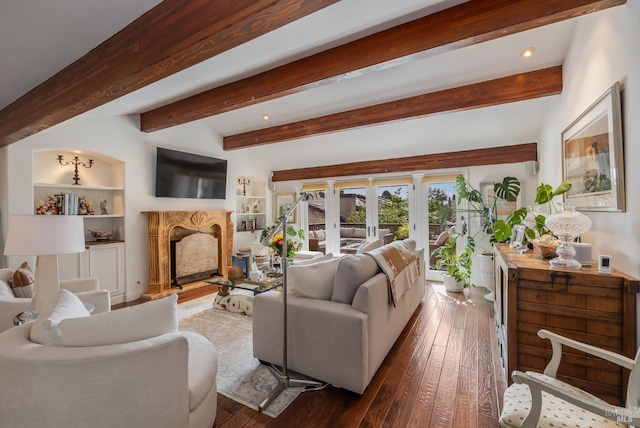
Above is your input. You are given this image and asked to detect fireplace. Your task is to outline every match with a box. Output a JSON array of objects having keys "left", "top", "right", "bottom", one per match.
[{"left": 143, "top": 210, "right": 234, "bottom": 300}]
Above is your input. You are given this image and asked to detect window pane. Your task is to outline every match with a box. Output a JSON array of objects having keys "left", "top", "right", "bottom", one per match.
[{"left": 377, "top": 185, "right": 409, "bottom": 242}]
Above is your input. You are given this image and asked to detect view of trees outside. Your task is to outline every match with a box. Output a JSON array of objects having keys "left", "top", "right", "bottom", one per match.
[{"left": 427, "top": 182, "right": 456, "bottom": 239}]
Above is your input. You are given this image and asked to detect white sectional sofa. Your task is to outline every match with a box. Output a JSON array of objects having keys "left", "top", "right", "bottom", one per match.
[{"left": 253, "top": 240, "right": 424, "bottom": 394}]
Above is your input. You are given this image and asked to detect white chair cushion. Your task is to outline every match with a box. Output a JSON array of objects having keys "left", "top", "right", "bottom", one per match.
[
  {"left": 433, "top": 231, "right": 449, "bottom": 245},
  {"left": 30, "top": 289, "right": 91, "bottom": 346},
  {"left": 58, "top": 294, "right": 179, "bottom": 347},
  {"left": 288, "top": 257, "right": 340, "bottom": 300},
  {"left": 499, "top": 371, "right": 626, "bottom": 428}
]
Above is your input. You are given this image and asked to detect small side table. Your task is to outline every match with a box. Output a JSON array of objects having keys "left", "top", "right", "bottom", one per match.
[
  {"left": 13, "top": 303, "right": 95, "bottom": 326},
  {"left": 13, "top": 310, "right": 37, "bottom": 326}
]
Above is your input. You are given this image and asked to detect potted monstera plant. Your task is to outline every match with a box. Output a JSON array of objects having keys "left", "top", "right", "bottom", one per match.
[
  {"left": 430, "top": 225, "right": 473, "bottom": 292},
  {"left": 454, "top": 175, "right": 527, "bottom": 300}
]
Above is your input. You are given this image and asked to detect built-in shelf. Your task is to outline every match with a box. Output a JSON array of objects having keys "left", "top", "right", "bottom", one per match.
[
  {"left": 34, "top": 182, "right": 124, "bottom": 191},
  {"left": 236, "top": 176, "right": 266, "bottom": 233}
]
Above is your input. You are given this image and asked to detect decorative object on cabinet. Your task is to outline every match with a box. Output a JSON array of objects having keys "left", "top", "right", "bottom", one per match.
[
  {"left": 562, "top": 82, "right": 625, "bottom": 211},
  {"left": 57, "top": 155, "right": 93, "bottom": 185},
  {"left": 87, "top": 229, "right": 114, "bottom": 241},
  {"left": 493, "top": 244, "right": 639, "bottom": 406},
  {"left": 544, "top": 203, "right": 592, "bottom": 269},
  {"left": 3, "top": 215, "right": 86, "bottom": 314}
]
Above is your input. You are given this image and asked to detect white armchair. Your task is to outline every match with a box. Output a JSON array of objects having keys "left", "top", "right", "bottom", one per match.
[
  {"left": 0, "top": 268, "right": 111, "bottom": 332},
  {"left": 499, "top": 329, "right": 640, "bottom": 428}
]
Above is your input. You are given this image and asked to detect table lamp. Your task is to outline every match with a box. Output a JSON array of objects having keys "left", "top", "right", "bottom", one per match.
[
  {"left": 3, "top": 215, "right": 86, "bottom": 313},
  {"left": 545, "top": 203, "right": 592, "bottom": 269}
]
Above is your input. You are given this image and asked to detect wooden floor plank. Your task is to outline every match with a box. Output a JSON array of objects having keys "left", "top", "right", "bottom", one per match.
[{"left": 168, "top": 283, "right": 505, "bottom": 427}]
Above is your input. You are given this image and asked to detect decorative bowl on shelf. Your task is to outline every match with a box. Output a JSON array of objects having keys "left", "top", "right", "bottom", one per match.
[{"left": 88, "top": 230, "right": 114, "bottom": 241}]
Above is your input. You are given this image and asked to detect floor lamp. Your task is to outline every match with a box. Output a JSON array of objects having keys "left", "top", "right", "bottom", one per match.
[
  {"left": 4, "top": 215, "right": 86, "bottom": 314},
  {"left": 259, "top": 192, "right": 324, "bottom": 412}
]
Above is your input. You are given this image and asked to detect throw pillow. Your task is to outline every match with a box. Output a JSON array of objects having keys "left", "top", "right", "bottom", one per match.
[
  {"left": 0, "top": 268, "right": 15, "bottom": 298},
  {"left": 434, "top": 231, "right": 449, "bottom": 245},
  {"left": 288, "top": 257, "right": 340, "bottom": 300},
  {"left": 30, "top": 289, "right": 91, "bottom": 346},
  {"left": 292, "top": 253, "right": 334, "bottom": 265},
  {"left": 356, "top": 239, "right": 383, "bottom": 254},
  {"left": 11, "top": 262, "right": 35, "bottom": 298},
  {"left": 58, "top": 294, "right": 179, "bottom": 347},
  {"left": 331, "top": 254, "right": 381, "bottom": 304}
]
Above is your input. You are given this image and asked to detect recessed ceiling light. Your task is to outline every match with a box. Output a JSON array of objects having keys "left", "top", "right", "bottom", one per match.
[
  {"left": 521, "top": 47, "right": 536, "bottom": 58},
  {"left": 263, "top": 114, "right": 269, "bottom": 120}
]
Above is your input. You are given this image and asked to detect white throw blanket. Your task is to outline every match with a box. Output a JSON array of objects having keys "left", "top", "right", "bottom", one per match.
[{"left": 366, "top": 240, "right": 421, "bottom": 306}]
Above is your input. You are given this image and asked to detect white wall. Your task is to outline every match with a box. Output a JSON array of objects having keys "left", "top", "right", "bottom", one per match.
[{"left": 539, "top": 4, "right": 640, "bottom": 279}]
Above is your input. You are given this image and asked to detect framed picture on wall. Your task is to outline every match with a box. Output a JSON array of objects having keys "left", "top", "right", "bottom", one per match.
[
  {"left": 274, "top": 193, "right": 296, "bottom": 223},
  {"left": 562, "top": 82, "right": 625, "bottom": 211}
]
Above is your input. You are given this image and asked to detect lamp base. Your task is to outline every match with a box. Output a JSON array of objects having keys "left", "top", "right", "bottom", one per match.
[
  {"left": 258, "top": 365, "right": 326, "bottom": 412},
  {"left": 549, "top": 257, "right": 582, "bottom": 269}
]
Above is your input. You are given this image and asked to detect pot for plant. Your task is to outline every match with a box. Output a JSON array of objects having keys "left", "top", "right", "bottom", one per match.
[{"left": 442, "top": 273, "right": 464, "bottom": 292}]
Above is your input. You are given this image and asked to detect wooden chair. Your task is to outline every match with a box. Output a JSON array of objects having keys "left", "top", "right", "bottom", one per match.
[{"left": 499, "top": 329, "right": 640, "bottom": 428}]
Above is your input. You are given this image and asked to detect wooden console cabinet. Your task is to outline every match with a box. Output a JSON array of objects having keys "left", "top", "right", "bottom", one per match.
[{"left": 493, "top": 244, "right": 639, "bottom": 405}]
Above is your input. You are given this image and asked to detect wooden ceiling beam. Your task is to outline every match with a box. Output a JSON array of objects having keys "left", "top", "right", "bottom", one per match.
[
  {"left": 141, "top": 0, "right": 624, "bottom": 133},
  {"left": 224, "top": 66, "right": 562, "bottom": 150},
  {"left": 271, "top": 143, "right": 538, "bottom": 182},
  {"left": 0, "top": 0, "right": 338, "bottom": 147}
]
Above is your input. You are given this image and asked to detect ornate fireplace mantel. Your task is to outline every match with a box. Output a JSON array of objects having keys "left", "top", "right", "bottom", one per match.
[{"left": 142, "top": 210, "right": 234, "bottom": 300}]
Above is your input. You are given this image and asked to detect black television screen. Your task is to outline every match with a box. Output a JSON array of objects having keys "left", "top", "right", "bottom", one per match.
[{"left": 155, "top": 147, "right": 227, "bottom": 199}]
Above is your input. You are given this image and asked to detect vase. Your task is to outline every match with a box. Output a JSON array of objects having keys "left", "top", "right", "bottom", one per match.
[{"left": 545, "top": 203, "right": 592, "bottom": 269}]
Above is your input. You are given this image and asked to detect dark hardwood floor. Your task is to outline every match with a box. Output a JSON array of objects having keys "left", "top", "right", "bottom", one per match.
[{"left": 118, "top": 283, "right": 506, "bottom": 427}]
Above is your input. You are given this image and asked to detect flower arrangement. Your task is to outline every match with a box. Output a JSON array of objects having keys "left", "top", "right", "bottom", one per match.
[{"left": 261, "top": 225, "right": 305, "bottom": 260}]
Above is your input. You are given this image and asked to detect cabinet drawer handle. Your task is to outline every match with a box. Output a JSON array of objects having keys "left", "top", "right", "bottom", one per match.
[{"left": 550, "top": 271, "right": 571, "bottom": 292}]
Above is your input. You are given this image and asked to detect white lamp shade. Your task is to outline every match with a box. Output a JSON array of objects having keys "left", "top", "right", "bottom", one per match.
[{"left": 4, "top": 215, "right": 86, "bottom": 256}]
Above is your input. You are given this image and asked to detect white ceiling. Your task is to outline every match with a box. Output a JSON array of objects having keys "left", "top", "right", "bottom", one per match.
[{"left": 0, "top": 0, "right": 580, "bottom": 152}]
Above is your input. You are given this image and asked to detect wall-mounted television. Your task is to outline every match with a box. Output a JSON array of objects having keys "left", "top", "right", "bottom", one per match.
[{"left": 155, "top": 147, "right": 227, "bottom": 199}]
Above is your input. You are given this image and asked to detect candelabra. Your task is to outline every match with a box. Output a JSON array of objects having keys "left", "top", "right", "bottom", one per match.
[
  {"left": 57, "top": 155, "right": 93, "bottom": 185},
  {"left": 237, "top": 177, "right": 251, "bottom": 196}
]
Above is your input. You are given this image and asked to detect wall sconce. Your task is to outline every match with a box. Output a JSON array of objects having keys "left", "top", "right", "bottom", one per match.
[
  {"left": 238, "top": 177, "right": 251, "bottom": 196},
  {"left": 57, "top": 155, "right": 93, "bottom": 185}
]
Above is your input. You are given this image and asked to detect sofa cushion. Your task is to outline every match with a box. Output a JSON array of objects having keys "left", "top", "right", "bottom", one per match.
[
  {"left": 331, "top": 254, "right": 381, "bottom": 304},
  {"left": 315, "top": 230, "right": 326, "bottom": 241},
  {"left": 353, "top": 228, "right": 367, "bottom": 239},
  {"left": 307, "top": 230, "right": 317, "bottom": 239},
  {"left": 0, "top": 268, "right": 15, "bottom": 298},
  {"left": 11, "top": 262, "right": 35, "bottom": 298},
  {"left": 292, "top": 253, "right": 334, "bottom": 265},
  {"left": 289, "top": 257, "right": 340, "bottom": 300},
  {"left": 30, "top": 289, "right": 91, "bottom": 346},
  {"left": 377, "top": 228, "right": 391, "bottom": 238},
  {"left": 340, "top": 227, "right": 355, "bottom": 238},
  {"left": 356, "top": 239, "right": 383, "bottom": 254},
  {"left": 58, "top": 294, "right": 179, "bottom": 347}
]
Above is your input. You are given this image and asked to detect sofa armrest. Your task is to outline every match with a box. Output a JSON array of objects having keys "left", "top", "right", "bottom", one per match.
[
  {"left": 75, "top": 290, "right": 111, "bottom": 314},
  {"left": 253, "top": 291, "right": 369, "bottom": 393},
  {"left": 60, "top": 277, "right": 99, "bottom": 293}
]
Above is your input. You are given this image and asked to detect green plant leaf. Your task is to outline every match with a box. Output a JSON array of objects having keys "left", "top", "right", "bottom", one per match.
[
  {"left": 534, "top": 183, "right": 555, "bottom": 204},
  {"left": 494, "top": 176, "right": 520, "bottom": 201},
  {"left": 553, "top": 180, "right": 572, "bottom": 197}
]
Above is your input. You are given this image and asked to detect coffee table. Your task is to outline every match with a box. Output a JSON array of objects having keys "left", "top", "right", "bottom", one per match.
[{"left": 207, "top": 274, "right": 283, "bottom": 297}]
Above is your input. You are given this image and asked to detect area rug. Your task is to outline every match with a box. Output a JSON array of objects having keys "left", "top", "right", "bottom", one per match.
[{"left": 179, "top": 297, "right": 305, "bottom": 418}]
